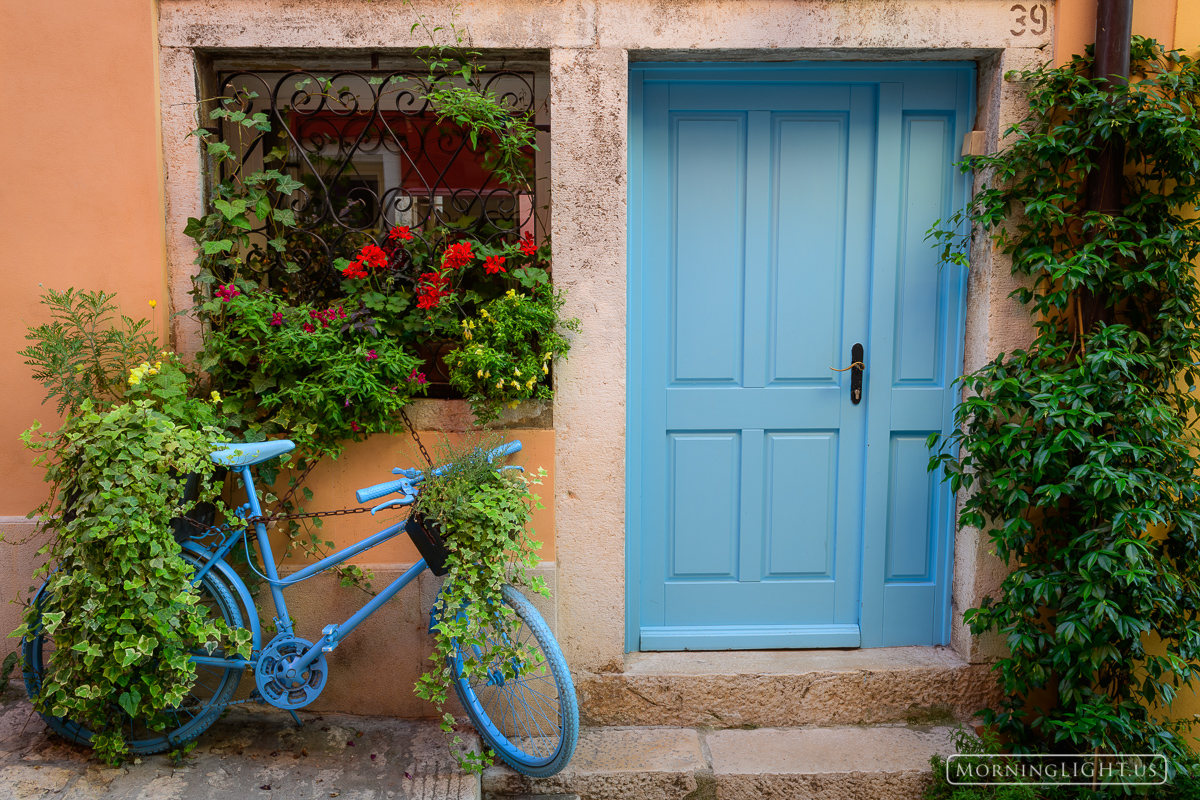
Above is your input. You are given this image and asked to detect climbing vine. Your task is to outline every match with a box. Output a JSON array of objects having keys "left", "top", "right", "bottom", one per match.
[{"left": 930, "top": 38, "right": 1200, "bottom": 782}]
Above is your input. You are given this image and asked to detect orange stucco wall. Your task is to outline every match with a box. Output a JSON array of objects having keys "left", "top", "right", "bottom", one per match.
[{"left": 0, "top": 0, "right": 168, "bottom": 517}]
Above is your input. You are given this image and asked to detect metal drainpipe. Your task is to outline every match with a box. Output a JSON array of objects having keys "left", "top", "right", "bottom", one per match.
[{"left": 1085, "top": 0, "right": 1134, "bottom": 215}]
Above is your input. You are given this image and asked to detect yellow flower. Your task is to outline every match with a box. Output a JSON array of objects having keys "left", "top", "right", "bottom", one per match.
[
  {"left": 75, "top": 364, "right": 85, "bottom": 372},
  {"left": 148, "top": 300, "right": 157, "bottom": 308},
  {"left": 155, "top": 361, "right": 161, "bottom": 368},
  {"left": 496, "top": 381, "right": 504, "bottom": 389},
  {"left": 506, "top": 289, "right": 517, "bottom": 298},
  {"left": 514, "top": 369, "right": 521, "bottom": 377},
  {"left": 526, "top": 378, "right": 536, "bottom": 389},
  {"left": 128, "top": 375, "right": 141, "bottom": 386},
  {"left": 480, "top": 309, "right": 491, "bottom": 319},
  {"left": 211, "top": 391, "right": 222, "bottom": 403},
  {"left": 477, "top": 370, "right": 484, "bottom": 378},
  {"left": 484, "top": 371, "right": 490, "bottom": 378},
  {"left": 511, "top": 380, "right": 520, "bottom": 388},
  {"left": 542, "top": 364, "right": 549, "bottom": 375},
  {"left": 147, "top": 368, "right": 158, "bottom": 376},
  {"left": 464, "top": 331, "right": 472, "bottom": 340}
]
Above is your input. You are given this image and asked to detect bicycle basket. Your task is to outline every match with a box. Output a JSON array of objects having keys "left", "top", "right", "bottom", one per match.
[{"left": 405, "top": 513, "right": 451, "bottom": 576}]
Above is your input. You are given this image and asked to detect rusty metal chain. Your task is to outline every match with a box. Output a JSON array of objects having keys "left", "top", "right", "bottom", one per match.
[
  {"left": 400, "top": 406, "right": 433, "bottom": 466},
  {"left": 178, "top": 414, "right": 430, "bottom": 539}
]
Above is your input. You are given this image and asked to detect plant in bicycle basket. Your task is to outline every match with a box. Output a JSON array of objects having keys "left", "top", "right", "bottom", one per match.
[
  {"left": 16, "top": 300, "right": 251, "bottom": 763},
  {"left": 410, "top": 434, "right": 549, "bottom": 772}
]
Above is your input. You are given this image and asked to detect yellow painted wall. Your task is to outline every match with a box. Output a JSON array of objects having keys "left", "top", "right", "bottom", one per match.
[
  {"left": 1055, "top": 0, "right": 1179, "bottom": 65},
  {"left": 0, "top": 0, "right": 168, "bottom": 516}
]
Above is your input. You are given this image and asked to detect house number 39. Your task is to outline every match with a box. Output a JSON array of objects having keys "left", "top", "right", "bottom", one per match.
[{"left": 1010, "top": 3, "right": 1048, "bottom": 36}]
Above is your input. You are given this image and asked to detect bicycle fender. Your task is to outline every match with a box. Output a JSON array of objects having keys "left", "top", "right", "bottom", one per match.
[{"left": 182, "top": 541, "right": 263, "bottom": 653}]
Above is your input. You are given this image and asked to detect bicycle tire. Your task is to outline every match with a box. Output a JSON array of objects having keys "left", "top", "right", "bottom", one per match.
[
  {"left": 22, "top": 552, "right": 246, "bottom": 755},
  {"left": 450, "top": 583, "right": 579, "bottom": 777}
]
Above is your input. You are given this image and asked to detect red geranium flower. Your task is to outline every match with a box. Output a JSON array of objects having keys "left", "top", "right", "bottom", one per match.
[
  {"left": 483, "top": 255, "right": 507, "bottom": 275},
  {"left": 442, "top": 242, "right": 475, "bottom": 270},
  {"left": 416, "top": 272, "right": 452, "bottom": 310},
  {"left": 302, "top": 322, "right": 316, "bottom": 333},
  {"left": 388, "top": 226, "right": 414, "bottom": 242},
  {"left": 519, "top": 231, "right": 538, "bottom": 256},
  {"left": 341, "top": 257, "right": 368, "bottom": 279},
  {"left": 360, "top": 244, "right": 388, "bottom": 271}
]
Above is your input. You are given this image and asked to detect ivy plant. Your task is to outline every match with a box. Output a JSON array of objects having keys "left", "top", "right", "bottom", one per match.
[
  {"left": 411, "top": 435, "right": 547, "bottom": 772},
  {"left": 929, "top": 38, "right": 1200, "bottom": 782},
  {"left": 16, "top": 346, "right": 251, "bottom": 764}
]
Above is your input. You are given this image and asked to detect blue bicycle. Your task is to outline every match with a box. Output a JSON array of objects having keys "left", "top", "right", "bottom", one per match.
[{"left": 22, "top": 438, "right": 579, "bottom": 777}]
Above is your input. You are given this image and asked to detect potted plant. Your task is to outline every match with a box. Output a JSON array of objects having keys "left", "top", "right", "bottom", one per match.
[{"left": 409, "top": 434, "right": 551, "bottom": 770}]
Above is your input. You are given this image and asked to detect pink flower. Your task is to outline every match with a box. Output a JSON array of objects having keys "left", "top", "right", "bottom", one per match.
[
  {"left": 270, "top": 312, "right": 283, "bottom": 326},
  {"left": 302, "top": 322, "right": 316, "bottom": 333},
  {"left": 344, "top": 397, "right": 352, "bottom": 407},
  {"left": 216, "top": 284, "right": 241, "bottom": 303},
  {"left": 351, "top": 422, "right": 361, "bottom": 432},
  {"left": 366, "top": 349, "right": 378, "bottom": 361},
  {"left": 407, "top": 368, "right": 427, "bottom": 385}
]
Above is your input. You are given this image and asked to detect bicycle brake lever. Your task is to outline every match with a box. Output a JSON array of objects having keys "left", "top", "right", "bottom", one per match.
[
  {"left": 370, "top": 497, "right": 412, "bottom": 515},
  {"left": 392, "top": 467, "right": 422, "bottom": 478}
]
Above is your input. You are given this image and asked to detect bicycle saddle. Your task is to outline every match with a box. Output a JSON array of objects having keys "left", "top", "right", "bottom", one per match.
[{"left": 208, "top": 440, "right": 296, "bottom": 467}]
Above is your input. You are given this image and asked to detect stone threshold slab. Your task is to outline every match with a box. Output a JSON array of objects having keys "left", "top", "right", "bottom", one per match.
[{"left": 576, "top": 646, "right": 1001, "bottom": 728}]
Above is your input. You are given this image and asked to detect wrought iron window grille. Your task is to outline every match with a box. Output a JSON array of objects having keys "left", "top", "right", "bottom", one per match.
[
  {"left": 206, "top": 65, "right": 547, "bottom": 396},
  {"left": 210, "top": 67, "right": 544, "bottom": 301}
]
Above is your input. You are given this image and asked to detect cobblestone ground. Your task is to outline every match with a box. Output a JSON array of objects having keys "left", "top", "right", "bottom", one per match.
[{"left": 0, "top": 682, "right": 480, "bottom": 800}]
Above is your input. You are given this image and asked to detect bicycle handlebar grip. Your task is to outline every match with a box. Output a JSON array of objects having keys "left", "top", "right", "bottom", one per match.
[
  {"left": 490, "top": 440, "right": 523, "bottom": 460},
  {"left": 356, "top": 478, "right": 407, "bottom": 504}
]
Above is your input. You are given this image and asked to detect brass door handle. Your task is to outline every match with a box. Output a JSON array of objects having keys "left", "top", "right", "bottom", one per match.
[{"left": 830, "top": 343, "right": 865, "bottom": 404}]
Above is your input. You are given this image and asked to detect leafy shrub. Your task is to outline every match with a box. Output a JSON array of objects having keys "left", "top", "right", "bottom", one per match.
[
  {"left": 445, "top": 286, "right": 579, "bottom": 422},
  {"left": 929, "top": 38, "right": 1200, "bottom": 779},
  {"left": 17, "top": 355, "right": 251, "bottom": 763}
]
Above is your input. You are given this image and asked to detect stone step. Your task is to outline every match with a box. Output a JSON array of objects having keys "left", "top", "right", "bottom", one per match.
[
  {"left": 483, "top": 724, "right": 957, "bottom": 800},
  {"left": 577, "top": 646, "right": 1000, "bottom": 729}
]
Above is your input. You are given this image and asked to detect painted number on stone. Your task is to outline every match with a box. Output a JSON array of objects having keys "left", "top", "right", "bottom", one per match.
[{"left": 1010, "top": 3, "right": 1048, "bottom": 36}]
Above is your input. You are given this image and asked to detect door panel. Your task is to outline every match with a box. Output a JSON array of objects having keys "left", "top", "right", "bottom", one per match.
[
  {"left": 672, "top": 115, "right": 746, "bottom": 384},
  {"left": 630, "top": 65, "right": 973, "bottom": 651}
]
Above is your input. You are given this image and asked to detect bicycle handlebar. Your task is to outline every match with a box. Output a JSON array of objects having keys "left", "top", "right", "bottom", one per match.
[{"left": 354, "top": 440, "right": 523, "bottom": 504}]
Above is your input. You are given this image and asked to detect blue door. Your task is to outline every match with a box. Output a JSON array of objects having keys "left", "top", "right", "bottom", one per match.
[{"left": 628, "top": 65, "right": 974, "bottom": 650}]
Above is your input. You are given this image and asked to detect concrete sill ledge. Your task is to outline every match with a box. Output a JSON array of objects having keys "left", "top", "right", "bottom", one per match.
[{"left": 577, "top": 646, "right": 1001, "bottom": 729}]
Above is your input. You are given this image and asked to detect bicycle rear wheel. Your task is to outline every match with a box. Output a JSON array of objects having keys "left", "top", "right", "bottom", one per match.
[
  {"left": 450, "top": 583, "right": 579, "bottom": 777},
  {"left": 22, "top": 552, "right": 247, "bottom": 754}
]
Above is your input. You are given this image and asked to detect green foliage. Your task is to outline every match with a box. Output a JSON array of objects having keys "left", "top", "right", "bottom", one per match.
[
  {"left": 412, "top": 435, "right": 547, "bottom": 772},
  {"left": 408, "top": 2, "right": 539, "bottom": 194},
  {"left": 16, "top": 355, "right": 250, "bottom": 764},
  {"left": 198, "top": 291, "right": 427, "bottom": 459},
  {"left": 445, "top": 286, "right": 579, "bottom": 423},
  {"left": 927, "top": 729, "right": 1038, "bottom": 800},
  {"left": 929, "top": 38, "right": 1200, "bottom": 779},
  {"left": 19, "top": 288, "right": 158, "bottom": 415}
]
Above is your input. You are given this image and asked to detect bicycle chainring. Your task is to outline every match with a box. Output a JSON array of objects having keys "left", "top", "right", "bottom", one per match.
[{"left": 254, "top": 636, "right": 329, "bottom": 710}]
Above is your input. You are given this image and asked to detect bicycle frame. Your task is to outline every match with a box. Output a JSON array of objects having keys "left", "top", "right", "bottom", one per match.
[{"left": 189, "top": 464, "right": 425, "bottom": 675}]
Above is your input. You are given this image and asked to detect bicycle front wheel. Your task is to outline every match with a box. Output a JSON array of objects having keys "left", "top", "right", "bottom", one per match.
[
  {"left": 451, "top": 584, "right": 579, "bottom": 777},
  {"left": 22, "top": 552, "right": 247, "bottom": 755}
]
